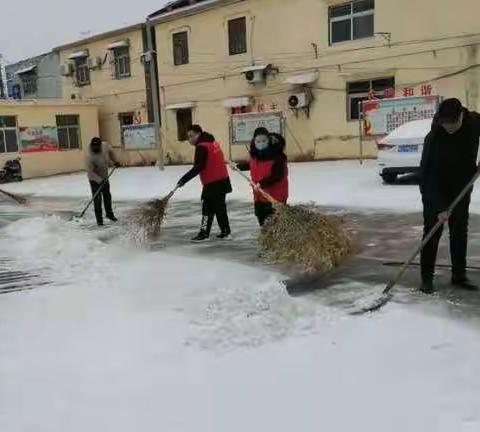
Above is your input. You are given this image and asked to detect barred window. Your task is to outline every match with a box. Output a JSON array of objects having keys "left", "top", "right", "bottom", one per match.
[
  {"left": 0, "top": 116, "right": 19, "bottom": 153},
  {"left": 21, "top": 73, "right": 37, "bottom": 95},
  {"left": 56, "top": 115, "right": 81, "bottom": 150},
  {"left": 75, "top": 58, "right": 90, "bottom": 86},
  {"left": 113, "top": 47, "right": 131, "bottom": 79},
  {"left": 228, "top": 17, "right": 247, "bottom": 56},
  {"left": 172, "top": 31, "right": 189, "bottom": 66}
]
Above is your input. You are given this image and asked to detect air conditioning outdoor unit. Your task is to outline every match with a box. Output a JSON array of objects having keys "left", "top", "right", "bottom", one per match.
[
  {"left": 242, "top": 65, "right": 268, "bottom": 84},
  {"left": 59, "top": 63, "right": 74, "bottom": 77},
  {"left": 87, "top": 56, "right": 103, "bottom": 70},
  {"left": 288, "top": 92, "right": 311, "bottom": 109},
  {"left": 70, "top": 91, "right": 81, "bottom": 100}
]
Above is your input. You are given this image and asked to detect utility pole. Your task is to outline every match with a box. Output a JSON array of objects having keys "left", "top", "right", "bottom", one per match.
[
  {"left": 146, "top": 18, "right": 164, "bottom": 170},
  {"left": 0, "top": 54, "right": 6, "bottom": 99}
]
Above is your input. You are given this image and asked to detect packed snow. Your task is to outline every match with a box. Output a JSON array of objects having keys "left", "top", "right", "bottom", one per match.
[
  {"left": 8, "top": 159, "right": 480, "bottom": 213},
  {"left": 1, "top": 160, "right": 480, "bottom": 432}
]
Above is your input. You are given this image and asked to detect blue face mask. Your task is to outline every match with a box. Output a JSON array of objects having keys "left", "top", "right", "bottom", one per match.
[{"left": 254, "top": 136, "right": 269, "bottom": 151}]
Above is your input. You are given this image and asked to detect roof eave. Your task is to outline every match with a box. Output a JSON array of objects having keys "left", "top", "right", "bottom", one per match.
[
  {"left": 53, "top": 22, "right": 145, "bottom": 52},
  {"left": 147, "top": 0, "right": 245, "bottom": 25}
]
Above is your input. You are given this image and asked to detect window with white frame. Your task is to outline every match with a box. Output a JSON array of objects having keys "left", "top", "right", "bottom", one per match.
[
  {"left": 0, "top": 116, "right": 19, "bottom": 153},
  {"left": 56, "top": 115, "right": 81, "bottom": 150},
  {"left": 347, "top": 76, "right": 394, "bottom": 121},
  {"left": 329, "top": 0, "right": 374, "bottom": 45}
]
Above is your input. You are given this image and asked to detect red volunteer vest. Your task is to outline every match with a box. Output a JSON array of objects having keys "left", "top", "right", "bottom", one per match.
[
  {"left": 250, "top": 158, "right": 289, "bottom": 203},
  {"left": 197, "top": 141, "right": 229, "bottom": 185}
]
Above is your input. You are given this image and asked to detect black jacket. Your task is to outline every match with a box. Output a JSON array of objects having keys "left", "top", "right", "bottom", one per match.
[
  {"left": 179, "top": 132, "right": 232, "bottom": 199},
  {"left": 420, "top": 109, "right": 480, "bottom": 212},
  {"left": 238, "top": 133, "right": 287, "bottom": 188}
]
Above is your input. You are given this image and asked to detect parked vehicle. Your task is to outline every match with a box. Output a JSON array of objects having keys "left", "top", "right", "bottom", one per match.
[
  {"left": 0, "top": 158, "right": 23, "bottom": 184},
  {"left": 377, "top": 119, "right": 432, "bottom": 184}
]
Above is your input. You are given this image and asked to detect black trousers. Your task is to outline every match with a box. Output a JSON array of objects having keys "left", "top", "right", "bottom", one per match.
[
  {"left": 420, "top": 193, "right": 471, "bottom": 281},
  {"left": 254, "top": 202, "right": 275, "bottom": 226},
  {"left": 201, "top": 192, "right": 230, "bottom": 234},
  {"left": 89, "top": 180, "right": 114, "bottom": 224}
]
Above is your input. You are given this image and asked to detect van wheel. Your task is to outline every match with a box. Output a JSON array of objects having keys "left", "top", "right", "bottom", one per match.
[{"left": 382, "top": 173, "right": 397, "bottom": 184}]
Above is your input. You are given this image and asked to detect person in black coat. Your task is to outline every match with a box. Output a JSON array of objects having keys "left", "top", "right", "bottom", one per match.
[
  {"left": 419, "top": 98, "right": 480, "bottom": 293},
  {"left": 177, "top": 125, "right": 232, "bottom": 241}
]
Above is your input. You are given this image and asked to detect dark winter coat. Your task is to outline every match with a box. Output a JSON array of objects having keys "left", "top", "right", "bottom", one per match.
[
  {"left": 420, "top": 108, "right": 480, "bottom": 213},
  {"left": 179, "top": 132, "right": 232, "bottom": 199}
]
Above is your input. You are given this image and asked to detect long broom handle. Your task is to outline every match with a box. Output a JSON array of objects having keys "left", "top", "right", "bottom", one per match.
[
  {"left": 78, "top": 167, "right": 118, "bottom": 218},
  {"left": 227, "top": 161, "right": 281, "bottom": 205},
  {"left": 383, "top": 169, "right": 480, "bottom": 295}
]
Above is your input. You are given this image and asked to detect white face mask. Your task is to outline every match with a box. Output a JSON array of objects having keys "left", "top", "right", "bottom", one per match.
[{"left": 254, "top": 136, "right": 269, "bottom": 151}]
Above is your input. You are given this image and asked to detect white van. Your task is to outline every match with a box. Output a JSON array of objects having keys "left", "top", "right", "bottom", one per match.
[{"left": 377, "top": 119, "right": 432, "bottom": 184}]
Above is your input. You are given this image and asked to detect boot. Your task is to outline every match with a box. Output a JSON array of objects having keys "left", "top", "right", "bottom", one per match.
[
  {"left": 420, "top": 279, "right": 436, "bottom": 294},
  {"left": 191, "top": 231, "right": 209, "bottom": 242},
  {"left": 451, "top": 275, "right": 478, "bottom": 291},
  {"left": 107, "top": 214, "right": 118, "bottom": 222},
  {"left": 216, "top": 229, "right": 231, "bottom": 240},
  {"left": 192, "top": 215, "right": 212, "bottom": 242}
]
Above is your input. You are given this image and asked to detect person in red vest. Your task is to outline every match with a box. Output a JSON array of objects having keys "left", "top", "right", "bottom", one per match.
[
  {"left": 177, "top": 125, "right": 232, "bottom": 241},
  {"left": 239, "top": 127, "right": 289, "bottom": 226}
]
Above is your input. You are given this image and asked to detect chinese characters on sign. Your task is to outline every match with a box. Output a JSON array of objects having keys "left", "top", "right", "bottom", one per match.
[{"left": 362, "top": 96, "right": 441, "bottom": 137}]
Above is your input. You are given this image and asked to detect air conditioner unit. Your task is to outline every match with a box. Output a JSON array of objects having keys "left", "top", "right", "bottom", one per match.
[
  {"left": 242, "top": 65, "right": 268, "bottom": 84},
  {"left": 59, "top": 63, "right": 74, "bottom": 77},
  {"left": 87, "top": 56, "right": 102, "bottom": 70},
  {"left": 288, "top": 92, "right": 311, "bottom": 109},
  {"left": 70, "top": 91, "right": 81, "bottom": 100}
]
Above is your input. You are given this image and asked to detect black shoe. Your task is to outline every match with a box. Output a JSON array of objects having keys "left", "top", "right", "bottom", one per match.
[
  {"left": 191, "top": 231, "right": 209, "bottom": 242},
  {"left": 420, "top": 280, "right": 436, "bottom": 294},
  {"left": 107, "top": 215, "right": 118, "bottom": 222},
  {"left": 451, "top": 277, "right": 478, "bottom": 291},
  {"left": 216, "top": 230, "right": 231, "bottom": 239},
  {"left": 97, "top": 220, "right": 104, "bottom": 227}
]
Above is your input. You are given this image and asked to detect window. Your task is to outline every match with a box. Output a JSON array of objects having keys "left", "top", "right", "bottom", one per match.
[
  {"left": 113, "top": 47, "right": 131, "bottom": 79},
  {"left": 329, "top": 0, "right": 374, "bottom": 45},
  {"left": 12, "top": 84, "right": 22, "bottom": 100},
  {"left": 75, "top": 58, "right": 90, "bottom": 86},
  {"left": 21, "top": 72, "right": 37, "bottom": 95},
  {"left": 119, "top": 112, "right": 134, "bottom": 126},
  {"left": 228, "top": 17, "right": 247, "bottom": 55},
  {"left": 176, "top": 109, "right": 192, "bottom": 141},
  {"left": 347, "top": 76, "right": 394, "bottom": 121},
  {"left": 172, "top": 31, "right": 189, "bottom": 66},
  {"left": 56, "top": 115, "right": 81, "bottom": 150},
  {"left": 0, "top": 116, "right": 19, "bottom": 154}
]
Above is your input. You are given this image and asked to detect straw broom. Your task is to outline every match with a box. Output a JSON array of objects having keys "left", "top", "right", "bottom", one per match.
[
  {"left": 130, "top": 186, "right": 178, "bottom": 240},
  {"left": 229, "top": 162, "right": 353, "bottom": 273},
  {"left": 0, "top": 188, "right": 29, "bottom": 206}
]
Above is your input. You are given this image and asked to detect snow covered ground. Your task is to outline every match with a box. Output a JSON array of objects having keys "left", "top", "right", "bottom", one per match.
[
  {"left": 8, "top": 159, "right": 480, "bottom": 213},
  {"left": 1, "top": 161, "right": 480, "bottom": 432}
]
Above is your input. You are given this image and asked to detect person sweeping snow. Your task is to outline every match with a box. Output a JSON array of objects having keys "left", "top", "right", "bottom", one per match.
[
  {"left": 238, "top": 127, "right": 289, "bottom": 226},
  {"left": 419, "top": 98, "right": 480, "bottom": 293},
  {"left": 177, "top": 125, "right": 232, "bottom": 241},
  {"left": 86, "top": 137, "right": 121, "bottom": 226}
]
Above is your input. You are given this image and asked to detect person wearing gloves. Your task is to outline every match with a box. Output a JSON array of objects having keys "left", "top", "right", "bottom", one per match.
[
  {"left": 177, "top": 124, "right": 232, "bottom": 241},
  {"left": 238, "top": 127, "right": 289, "bottom": 226},
  {"left": 85, "top": 137, "right": 121, "bottom": 226}
]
